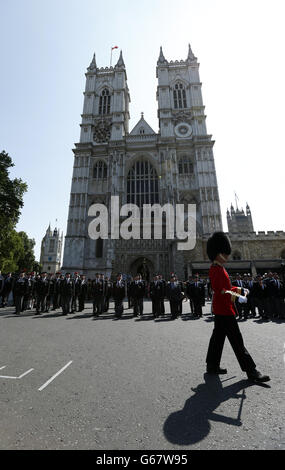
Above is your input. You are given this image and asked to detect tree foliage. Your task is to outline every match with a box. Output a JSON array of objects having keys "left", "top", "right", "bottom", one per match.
[
  {"left": 0, "top": 151, "right": 35, "bottom": 272},
  {"left": 0, "top": 230, "right": 25, "bottom": 273},
  {"left": 17, "top": 231, "right": 36, "bottom": 272},
  {"left": 0, "top": 151, "right": 27, "bottom": 233}
]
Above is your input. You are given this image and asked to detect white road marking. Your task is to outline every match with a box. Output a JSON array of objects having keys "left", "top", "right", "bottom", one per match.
[
  {"left": 0, "top": 367, "right": 34, "bottom": 379},
  {"left": 38, "top": 361, "right": 73, "bottom": 391},
  {"left": 0, "top": 375, "right": 18, "bottom": 379},
  {"left": 18, "top": 368, "right": 34, "bottom": 379}
]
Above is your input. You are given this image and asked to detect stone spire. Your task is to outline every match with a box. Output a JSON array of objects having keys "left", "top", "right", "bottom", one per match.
[
  {"left": 186, "top": 43, "right": 197, "bottom": 62},
  {"left": 87, "top": 53, "right": 97, "bottom": 71},
  {"left": 157, "top": 46, "right": 167, "bottom": 64},
  {"left": 115, "top": 50, "right": 125, "bottom": 68}
]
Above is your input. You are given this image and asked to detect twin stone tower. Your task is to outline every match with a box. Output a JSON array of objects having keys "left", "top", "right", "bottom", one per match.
[{"left": 62, "top": 45, "right": 223, "bottom": 280}]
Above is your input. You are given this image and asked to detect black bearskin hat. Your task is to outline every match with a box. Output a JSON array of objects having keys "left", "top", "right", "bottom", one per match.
[{"left": 206, "top": 232, "right": 232, "bottom": 262}]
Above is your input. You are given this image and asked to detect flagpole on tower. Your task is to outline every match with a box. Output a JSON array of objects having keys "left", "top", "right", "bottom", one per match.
[
  {"left": 110, "top": 46, "right": 118, "bottom": 67},
  {"left": 234, "top": 191, "right": 239, "bottom": 210}
]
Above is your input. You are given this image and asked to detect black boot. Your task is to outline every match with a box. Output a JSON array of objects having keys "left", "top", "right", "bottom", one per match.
[{"left": 246, "top": 369, "right": 270, "bottom": 382}]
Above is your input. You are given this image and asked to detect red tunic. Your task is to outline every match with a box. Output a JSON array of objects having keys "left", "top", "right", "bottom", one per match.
[{"left": 209, "top": 263, "right": 243, "bottom": 316}]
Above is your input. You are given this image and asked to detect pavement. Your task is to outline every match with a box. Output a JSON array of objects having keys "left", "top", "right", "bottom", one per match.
[{"left": 0, "top": 300, "right": 284, "bottom": 450}]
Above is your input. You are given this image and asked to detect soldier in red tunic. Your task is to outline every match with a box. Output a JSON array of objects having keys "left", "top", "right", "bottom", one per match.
[{"left": 206, "top": 232, "right": 270, "bottom": 382}]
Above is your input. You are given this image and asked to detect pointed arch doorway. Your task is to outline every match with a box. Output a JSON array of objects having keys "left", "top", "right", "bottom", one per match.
[{"left": 129, "top": 257, "right": 154, "bottom": 282}]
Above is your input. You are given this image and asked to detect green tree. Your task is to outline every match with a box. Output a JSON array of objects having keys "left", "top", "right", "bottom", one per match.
[
  {"left": 0, "top": 151, "right": 28, "bottom": 271},
  {"left": 0, "top": 230, "right": 25, "bottom": 273},
  {"left": 17, "top": 231, "right": 36, "bottom": 272},
  {"left": 0, "top": 151, "right": 27, "bottom": 233}
]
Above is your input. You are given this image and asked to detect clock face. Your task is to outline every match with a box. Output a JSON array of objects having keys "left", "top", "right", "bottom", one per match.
[{"left": 174, "top": 122, "right": 193, "bottom": 138}]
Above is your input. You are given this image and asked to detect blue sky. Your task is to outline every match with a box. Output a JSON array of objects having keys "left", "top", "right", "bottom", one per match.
[{"left": 1, "top": 0, "right": 285, "bottom": 260}]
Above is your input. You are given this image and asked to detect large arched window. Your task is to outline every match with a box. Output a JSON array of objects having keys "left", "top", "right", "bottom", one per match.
[
  {"left": 127, "top": 160, "right": 159, "bottom": 207},
  {"left": 178, "top": 155, "right": 194, "bottom": 175},
  {"left": 173, "top": 82, "right": 187, "bottom": 109},
  {"left": 99, "top": 88, "right": 111, "bottom": 115},
  {"left": 93, "top": 161, "right": 108, "bottom": 179}
]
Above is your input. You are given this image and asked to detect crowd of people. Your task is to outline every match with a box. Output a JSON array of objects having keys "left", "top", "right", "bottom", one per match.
[{"left": 0, "top": 269, "right": 284, "bottom": 321}]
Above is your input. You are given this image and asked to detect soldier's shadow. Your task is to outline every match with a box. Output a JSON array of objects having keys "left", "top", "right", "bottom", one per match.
[{"left": 163, "top": 373, "right": 270, "bottom": 446}]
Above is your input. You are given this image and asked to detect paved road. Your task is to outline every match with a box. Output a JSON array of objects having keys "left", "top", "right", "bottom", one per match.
[{"left": 0, "top": 300, "right": 284, "bottom": 450}]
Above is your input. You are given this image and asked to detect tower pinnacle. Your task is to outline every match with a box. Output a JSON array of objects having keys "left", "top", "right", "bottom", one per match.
[
  {"left": 157, "top": 46, "right": 167, "bottom": 64},
  {"left": 115, "top": 50, "right": 125, "bottom": 68},
  {"left": 186, "top": 43, "right": 197, "bottom": 62},
  {"left": 87, "top": 53, "right": 97, "bottom": 71}
]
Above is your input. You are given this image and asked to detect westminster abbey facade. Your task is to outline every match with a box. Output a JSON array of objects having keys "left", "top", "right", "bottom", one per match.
[
  {"left": 62, "top": 45, "right": 223, "bottom": 279},
  {"left": 61, "top": 45, "right": 285, "bottom": 279}
]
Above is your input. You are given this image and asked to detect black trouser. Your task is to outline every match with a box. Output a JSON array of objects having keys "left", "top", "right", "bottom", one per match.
[
  {"left": 169, "top": 300, "right": 179, "bottom": 318},
  {"left": 272, "top": 297, "right": 283, "bottom": 318},
  {"left": 193, "top": 299, "right": 203, "bottom": 316},
  {"left": 255, "top": 298, "right": 266, "bottom": 318},
  {"left": 133, "top": 297, "right": 143, "bottom": 316},
  {"left": 151, "top": 297, "right": 163, "bottom": 317},
  {"left": 114, "top": 298, "right": 123, "bottom": 318},
  {"left": 72, "top": 294, "right": 81, "bottom": 312},
  {"left": 45, "top": 294, "right": 52, "bottom": 312},
  {"left": 104, "top": 296, "right": 110, "bottom": 312},
  {"left": 128, "top": 296, "right": 133, "bottom": 309},
  {"left": 14, "top": 295, "right": 24, "bottom": 314},
  {"left": 36, "top": 294, "right": 47, "bottom": 313},
  {"left": 62, "top": 295, "right": 72, "bottom": 314},
  {"left": 243, "top": 297, "right": 255, "bottom": 317},
  {"left": 22, "top": 295, "right": 29, "bottom": 311},
  {"left": 1, "top": 290, "right": 11, "bottom": 306},
  {"left": 53, "top": 293, "right": 60, "bottom": 310},
  {"left": 78, "top": 294, "right": 86, "bottom": 312},
  {"left": 265, "top": 297, "right": 274, "bottom": 318},
  {"left": 206, "top": 315, "right": 256, "bottom": 372},
  {"left": 93, "top": 295, "right": 104, "bottom": 315}
]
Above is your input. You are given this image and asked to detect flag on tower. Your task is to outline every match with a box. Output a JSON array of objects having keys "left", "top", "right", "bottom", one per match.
[{"left": 110, "top": 46, "right": 119, "bottom": 66}]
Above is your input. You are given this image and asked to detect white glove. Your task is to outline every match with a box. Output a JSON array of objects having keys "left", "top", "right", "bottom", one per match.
[
  {"left": 238, "top": 295, "right": 248, "bottom": 304},
  {"left": 243, "top": 288, "right": 249, "bottom": 296}
]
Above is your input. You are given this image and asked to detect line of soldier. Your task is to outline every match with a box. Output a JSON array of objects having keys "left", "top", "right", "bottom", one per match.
[
  {"left": 0, "top": 270, "right": 206, "bottom": 319},
  {"left": 0, "top": 269, "right": 284, "bottom": 320},
  {"left": 0, "top": 271, "right": 88, "bottom": 315},
  {"left": 230, "top": 272, "right": 285, "bottom": 320},
  {"left": 55, "top": 271, "right": 207, "bottom": 320}
]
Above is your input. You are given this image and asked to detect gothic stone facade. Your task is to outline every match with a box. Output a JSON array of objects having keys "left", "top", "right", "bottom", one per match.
[
  {"left": 62, "top": 47, "right": 285, "bottom": 279},
  {"left": 224, "top": 205, "right": 285, "bottom": 275},
  {"left": 191, "top": 231, "right": 285, "bottom": 277},
  {"left": 40, "top": 225, "right": 63, "bottom": 274},
  {"left": 62, "top": 46, "right": 223, "bottom": 279}
]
